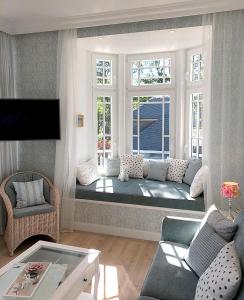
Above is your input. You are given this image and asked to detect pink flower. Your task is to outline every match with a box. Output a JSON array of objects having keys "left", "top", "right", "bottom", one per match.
[{"left": 221, "top": 182, "right": 240, "bottom": 199}]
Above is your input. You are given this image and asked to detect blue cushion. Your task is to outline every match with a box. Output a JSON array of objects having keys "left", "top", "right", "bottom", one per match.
[
  {"left": 76, "top": 177, "right": 205, "bottom": 211},
  {"left": 147, "top": 160, "right": 169, "bottom": 182},
  {"left": 5, "top": 172, "right": 51, "bottom": 207},
  {"left": 140, "top": 242, "right": 198, "bottom": 300},
  {"left": 13, "top": 203, "right": 54, "bottom": 218},
  {"left": 183, "top": 159, "right": 202, "bottom": 185}
]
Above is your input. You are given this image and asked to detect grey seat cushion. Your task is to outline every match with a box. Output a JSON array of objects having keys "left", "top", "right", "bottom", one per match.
[
  {"left": 76, "top": 177, "right": 205, "bottom": 211},
  {"left": 234, "top": 211, "right": 244, "bottom": 300},
  {"left": 5, "top": 172, "right": 51, "bottom": 207},
  {"left": 140, "top": 242, "right": 198, "bottom": 300},
  {"left": 13, "top": 203, "right": 54, "bottom": 218}
]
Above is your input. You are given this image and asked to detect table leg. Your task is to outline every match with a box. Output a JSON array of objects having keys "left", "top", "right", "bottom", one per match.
[{"left": 93, "top": 260, "right": 100, "bottom": 300}]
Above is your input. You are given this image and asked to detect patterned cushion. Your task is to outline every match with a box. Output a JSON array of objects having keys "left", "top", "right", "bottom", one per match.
[
  {"left": 195, "top": 242, "right": 242, "bottom": 300},
  {"left": 13, "top": 179, "right": 47, "bottom": 208},
  {"left": 147, "top": 160, "right": 169, "bottom": 182},
  {"left": 207, "top": 210, "right": 237, "bottom": 241},
  {"left": 190, "top": 166, "right": 208, "bottom": 197},
  {"left": 105, "top": 158, "right": 120, "bottom": 176},
  {"left": 185, "top": 222, "right": 227, "bottom": 277},
  {"left": 183, "top": 159, "right": 202, "bottom": 185},
  {"left": 167, "top": 158, "right": 189, "bottom": 183},
  {"left": 120, "top": 154, "right": 144, "bottom": 179},
  {"left": 77, "top": 159, "right": 99, "bottom": 185}
]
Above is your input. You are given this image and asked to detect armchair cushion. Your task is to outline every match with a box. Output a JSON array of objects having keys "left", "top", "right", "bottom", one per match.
[
  {"left": 13, "top": 203, "right": 55, "bottom": 218},
  {"left": 13, "top": 179, "right": 46, "bottom": 208},
  {"left": 5, "top": 172, "right": 50, "bottom": 207}
]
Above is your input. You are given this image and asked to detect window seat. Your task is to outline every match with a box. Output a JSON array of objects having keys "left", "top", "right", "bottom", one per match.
[{"left": 75, "top": 177, "right": 205, "bottom": 212}]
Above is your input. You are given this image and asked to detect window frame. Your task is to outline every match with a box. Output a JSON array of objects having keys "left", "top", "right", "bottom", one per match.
[
  {"left": 126, "top": 89, "right": 175, "bottom": 158},
  {"left": 126, "top": 52, "right": 176, "bottom": 91},
  {"left": 186, "top": 47, "right": 205, "bottom": 159},
  {"left": 92, "top": 53, "right": 117, "bottom": 91},
  {"left": 92, "top": 53, "right": 117, "bottom": 167},
  {"left": 186, "top": 88, "right": 204, "bottom": 159}
]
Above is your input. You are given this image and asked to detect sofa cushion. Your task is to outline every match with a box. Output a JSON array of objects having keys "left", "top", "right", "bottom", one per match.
[
  {"left": 76, "top": 177, "right": 205, "bottom": 211},
  {"left": 195, "top": 242, "right": 242, "bottom": 300},
  {"left": 234, "top": 211, "right": 244, "bottom": 300},
  {"left": 207, "top": 210, "right": 237, "bottom": 241},
  {"left": 185, "top": 222, "right": 227, "bottom": 276},
  {"left": 13, "top": 203, "right": 55, "bottom": 218},
  {"left": 140, "top": 242, "right": 198, "bottom": 300},
  {"left": 105, "top": 158, "right": 120, "bottom": 176},
  {"left": 167, "top": 158, "right": 189, "bottom": 183},
  {"left": 120, "top": 154, "right": 144, "bottom": 179},
  {"left": 147, "top": 160, "right": 169, "bottom": 182},
  {"left": 183, "top": 159, "right": 202, "bottom": 185},
  {"left": 77, "top": 159, "right": 99, "bottom": 185}
]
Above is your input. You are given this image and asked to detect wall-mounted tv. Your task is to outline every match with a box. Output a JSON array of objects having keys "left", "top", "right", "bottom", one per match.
[{"left": 0, "top": 99, "right": 60, "bottom": 141}]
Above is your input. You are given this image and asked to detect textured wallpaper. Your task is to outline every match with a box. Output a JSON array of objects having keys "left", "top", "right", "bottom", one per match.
[{"left": 15, "top": 31, "right": 58, "bottom": 179}]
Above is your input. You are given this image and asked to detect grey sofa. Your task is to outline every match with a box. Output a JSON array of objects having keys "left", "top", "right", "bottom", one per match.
[{"left": 138, "top": 211, "right": 244, "bottom": 300}]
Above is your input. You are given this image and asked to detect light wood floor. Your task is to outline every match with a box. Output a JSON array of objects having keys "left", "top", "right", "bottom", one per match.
[{"left": 0, "top": 231, "right": 157, "bottom": 300}]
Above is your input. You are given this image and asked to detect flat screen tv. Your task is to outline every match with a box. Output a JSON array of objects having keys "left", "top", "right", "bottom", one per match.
[{"left": 0, "top": 99, "right": 60, "bottom": 140}]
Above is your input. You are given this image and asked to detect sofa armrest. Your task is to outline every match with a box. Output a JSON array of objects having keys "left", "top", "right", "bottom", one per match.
[{"left": 161, "top": 216, "right": 201, "bottom": 246}]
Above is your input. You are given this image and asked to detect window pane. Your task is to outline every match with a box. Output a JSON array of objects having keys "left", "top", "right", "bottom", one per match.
[
  {"left": 131, "top": 58, "right": 171, "bottom": 86},
  {"left": 131, "top": 95, "right": 170, "bottom": 159},
  {"left": 190, "top": 93, "right": 203, "bottom": 159},
  {"left": 164, "top": 102, "right": 170, "bottom": 136},
  {"left": 96, "top": 59, "right": 112, "bottom": 86},
  {"left": 191, "top": 53, "right": 204, "bottom": 82},
  {"left": 105, "top": 104, "right": 111, "bottom": 135},
  {"left": 97, "top": 96, "right": 112, "bottom": 167}
]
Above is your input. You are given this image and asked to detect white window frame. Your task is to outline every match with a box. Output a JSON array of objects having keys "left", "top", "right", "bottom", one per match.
[
  {"left": 186, "top": 47, "right": 204, "bottom": 88},
  {"left": 126, "top": 89, "right": 175, "bottom": 158},
  {"left": 126, "top": 52, "right": 176, "bottom": 158},
  {"left": 92, "top": 53, "right": 117, "bottom": 91},
  {"left": 92, "top": 53, "right": 117, "bottom": 167},
  {"left": 186, "top": 47, "right": 204, "bottom": 159},
  {"left": 126, "top": 52, "right": 176, "bottom": 91}
]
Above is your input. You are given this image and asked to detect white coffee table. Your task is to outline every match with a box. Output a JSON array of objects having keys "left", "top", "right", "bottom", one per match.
[{"left": 0, "top": 241, "right": 100, "bottom": 300}]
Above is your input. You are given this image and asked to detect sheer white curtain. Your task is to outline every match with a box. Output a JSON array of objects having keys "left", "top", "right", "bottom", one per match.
[
  {"left": 0, "top": 32, "right": 19, "bottom": 234},
  {"left": 204, "top": 11, "right": 244, "bottom": 210},
  {"left": 55, "top": 29, "right": 79, "bottom": 231}
]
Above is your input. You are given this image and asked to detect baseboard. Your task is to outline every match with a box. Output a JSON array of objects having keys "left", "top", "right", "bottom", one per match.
[{"left": 74, "top": 222, "right": 161, "bottom": 241}]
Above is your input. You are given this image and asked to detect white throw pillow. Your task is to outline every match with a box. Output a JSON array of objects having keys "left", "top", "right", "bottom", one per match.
[
  {"left": 77, "top": 159, "right": 99, "bottom": 185},
  {"left": 120, "top": 154, "right": 144, "bottom": 179},
  {"left": 190, "top": 165, "right": 208, "bottom": 197},
  {"left": 166, "top": 158, "right": 188, "bottom": 183},
  {"left": 143, "top": 159, "right": 150, "bottom": 178},
  {"left": 195, "top": 242, "right": 242, "bottom": 300}
]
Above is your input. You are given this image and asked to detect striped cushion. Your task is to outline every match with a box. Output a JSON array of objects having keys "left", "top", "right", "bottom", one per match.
[
  {"left": 13, "top": 179, "right": 46, "bottom": 208},
  {"left": 185, "top": 222, "right": 227, "bottom": 277}
]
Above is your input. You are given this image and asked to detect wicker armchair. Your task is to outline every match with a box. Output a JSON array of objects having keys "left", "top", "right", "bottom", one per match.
[{"left": 0, "top": 171, "right": 60, "bottom": 256}]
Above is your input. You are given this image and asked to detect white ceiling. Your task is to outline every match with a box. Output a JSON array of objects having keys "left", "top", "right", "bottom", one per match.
[
  {"left": 79, "top": 27, "right": 204, "bottom": 54},
  {"left": 0, "top": 0, "right": 244, "bottom": 35}
]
